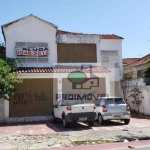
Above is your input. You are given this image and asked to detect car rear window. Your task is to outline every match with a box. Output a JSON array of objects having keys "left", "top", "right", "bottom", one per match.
[
  {"left": 62, "top": 99, "right": 84, "bottom": 105},
  {"left": 105, "top": 98, "right": 114, "bottom": 105},
  {"left": 114, "top": 98, "right": 125, "bottom": 104},
  {"left": 101, "top": 98, "right": 125, "bottom": 105}
]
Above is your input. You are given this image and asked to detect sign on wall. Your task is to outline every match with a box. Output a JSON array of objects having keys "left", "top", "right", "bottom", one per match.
[{"left": 15, "top": 47, "right": 49, "bottom": 56}]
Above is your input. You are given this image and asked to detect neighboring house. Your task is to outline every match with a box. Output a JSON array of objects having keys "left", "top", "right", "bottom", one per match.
[
  {"left": 1, "top": 14, "right": 124, "bottom": 122},
  {"left": 123, "top": 54, "right": 150, "bottom": 79},
  {"left": 123, "top": 58, "right": 139, "bottom": 67}
]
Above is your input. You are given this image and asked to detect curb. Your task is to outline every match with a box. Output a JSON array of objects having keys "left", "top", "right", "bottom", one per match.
[{"left": 47, "top": 140, "right": 150, "bottom": 150}]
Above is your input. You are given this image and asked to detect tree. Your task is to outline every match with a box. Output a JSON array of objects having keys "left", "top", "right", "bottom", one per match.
[
  {"left": 0, "top": 59, "right": 22, "bottom": 100},
  {"left": 0, "top": 41, "right": 6, "bottom": 60},
  {"left": 144, "top": 67, "right": 150, "bottom": 78}
]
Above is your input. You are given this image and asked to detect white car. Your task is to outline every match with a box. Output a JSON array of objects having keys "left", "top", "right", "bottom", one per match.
[
  {"left": 52, "top": 98, "right": 96, "bottom": 128},
  {"left": 93, "top": 97, "right": 131, "bottom": 125}
]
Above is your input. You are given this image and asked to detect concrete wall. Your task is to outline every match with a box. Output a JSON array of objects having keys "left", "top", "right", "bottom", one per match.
[
  {"left": 57, "top": 34, "right": 100, "bottom": 43},
  {"left": 122, "top": 78, "right": 150, "bottom": 115},
  {"left": 4, "top": 16, "right": 57, "bottom": 67},
  {"left": 109, "top": 81, "right": 122, "bottom": 97}
]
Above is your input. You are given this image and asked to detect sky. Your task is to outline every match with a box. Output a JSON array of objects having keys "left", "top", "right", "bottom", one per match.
[{"left": 0, "top": 0, "right": 150, "bottom": 58}]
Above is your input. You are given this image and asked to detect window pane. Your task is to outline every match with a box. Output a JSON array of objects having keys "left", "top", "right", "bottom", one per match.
[
  {"left": 38, "top": 43, "right": 48, "bottom": 47},
  {"left": 16, "top": 42, "right": 26, "bottom": 48},
  {"left": 101, "top": 51, "right": 110, "bottom": 55},
  {"left": 111, "top": 51, "right": 118, "bottom": 55},
  {"left": 102, "top": 56, "right": 109, "bottom": 62},
  {"left": 27, "top": 42, "right": 37, "bottom": 48},
  {"left": 101, "top": 51, "right": 110, "bottom": 62}
]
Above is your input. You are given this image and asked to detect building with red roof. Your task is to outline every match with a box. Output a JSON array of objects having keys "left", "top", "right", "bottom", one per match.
[
  {"left": 1, "top": 14, "right": 124, "bottom": 122},
  {"left": 123, "top": 54, "right": 150, "bottom": 79}
]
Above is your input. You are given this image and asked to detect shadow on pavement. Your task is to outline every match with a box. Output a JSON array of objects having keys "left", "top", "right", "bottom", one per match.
[
  {"left": 131, "top": 113, "right": 150, "bottom": 120},
  {"left": 0, "top": 113, "right": 149, "bottom": 133},
  {"left": 46, "top": 119, "right": 93, "bottom": 132}
]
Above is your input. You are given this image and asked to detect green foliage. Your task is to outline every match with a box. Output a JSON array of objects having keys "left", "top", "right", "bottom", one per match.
[
  {"left": 0, "top": 59, "right": 22, "bottom": 100},
  {"left": 144, "top": 67, "right": 150, "bottom": 78},
  {"left": 6, "top": 57, "right": 19, "bottom": 71},
  {"left": 0, "top": 41, "right": 6, "bottom": 60},
  {"left": 0, "top": 54, "right": 5, "bottom": 60}
]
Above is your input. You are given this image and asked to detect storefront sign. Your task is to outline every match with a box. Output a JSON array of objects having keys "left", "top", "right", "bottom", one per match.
[{"left": 15, "top": 47, "right": 49, "bottom": 56}]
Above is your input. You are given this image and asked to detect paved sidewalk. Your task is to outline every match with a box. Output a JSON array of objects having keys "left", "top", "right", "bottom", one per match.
[
  {"left": 0, "top": 114, "right": 150, "bottom": 149},
  {"left": 0, "top": 114, "right": 150, "bottom": 135},
  {"left": 0, "top": 122, "right": 150, "bottom": 149}
]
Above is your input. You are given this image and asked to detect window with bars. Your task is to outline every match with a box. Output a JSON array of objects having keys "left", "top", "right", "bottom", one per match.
[
  {"left": 101, "top": 50, "right": 119, "bottom": 68},
  {"left": 15, "top": 42, "right": 49, "bottom": 63}
]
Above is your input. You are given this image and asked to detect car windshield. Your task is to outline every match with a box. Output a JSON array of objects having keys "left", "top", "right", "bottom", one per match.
[{"left": 62, "top": 98, "right": 84, "bottom": 106}]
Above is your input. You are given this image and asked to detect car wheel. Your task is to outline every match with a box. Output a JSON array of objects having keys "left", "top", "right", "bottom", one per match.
[
  {"left": 52, "top": 112, "right": 57, "bottom": 123},
  {"left": 88, "top": 120, "right": 94, "bottom": 127},
  {"left": 62, "top": 117, "right": 69, "bottom": 128},
  {"left": 124, "top": 119, "right": 130, "bottom": 125},
  {"left": 98, "top": 114, "right": 104, "bottom": 125}
]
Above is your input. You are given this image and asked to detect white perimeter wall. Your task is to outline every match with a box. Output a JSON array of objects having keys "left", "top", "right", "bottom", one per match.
[{"left": 122, "top": 78, "right": 150, "bottom": 115}]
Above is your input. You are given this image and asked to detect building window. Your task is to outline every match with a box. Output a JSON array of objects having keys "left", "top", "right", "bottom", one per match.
[
  {"left": 137, "top": 69, "right": 145, "bottom": 78},
  {"left": 15, "top": 42, "right": 49, "bottom": 63},
  {"left": 101, "top": 50, "right": 119, "bottom": 68}
]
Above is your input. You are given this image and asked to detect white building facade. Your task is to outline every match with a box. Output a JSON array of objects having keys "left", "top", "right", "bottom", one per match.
[{"left": 1, "top": 14, "right": 123, "bottom": 123}]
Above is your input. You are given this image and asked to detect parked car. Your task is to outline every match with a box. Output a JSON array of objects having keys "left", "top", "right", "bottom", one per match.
[
  {"left": 52, "top": 98, "right": 96, "bottom": 128},
  {"left": 92, "top": 97, "right": 130, "bottom": 125}
]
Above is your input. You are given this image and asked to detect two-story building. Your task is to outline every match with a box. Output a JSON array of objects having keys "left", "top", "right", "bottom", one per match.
[{"left": 1, "top": 14, "right": 124, "bottom": 122}]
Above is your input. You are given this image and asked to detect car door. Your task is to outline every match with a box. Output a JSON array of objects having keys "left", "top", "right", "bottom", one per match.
[{"left": 54, "top": 100, "right": 62, "bottom": 118}]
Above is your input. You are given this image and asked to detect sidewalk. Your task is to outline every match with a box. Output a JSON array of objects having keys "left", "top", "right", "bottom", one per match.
[
  {"left": 0, "top": 114, "right": 150, "bottom": 149},
  {"left": 0, "top": 114, "right": 149, "bottom": 135}
]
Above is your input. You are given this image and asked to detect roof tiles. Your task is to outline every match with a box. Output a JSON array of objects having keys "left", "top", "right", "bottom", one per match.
[
  {"left": 57, "top": 30, "right": 124, "bottom": 39},
  {"left": 124, "top": 54, "right": 150, "bottom": 69},
  {"left": 16, "top": 66, "right": 111, "bottom": 73},
  {"left": 123, "top": 58, "right": 140, "bottom": 65}
]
